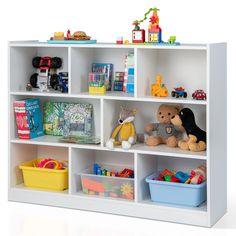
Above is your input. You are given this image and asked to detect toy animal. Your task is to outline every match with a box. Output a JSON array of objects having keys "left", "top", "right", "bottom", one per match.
[
  {"left": 145, "top": 104, "right": 183, "bottom": 147},
  {"left": 171, "top": 108, "right": 206, "bottom": 152},
  {"left": 106, "top": 107, "right": 137, "bottom": 150}
]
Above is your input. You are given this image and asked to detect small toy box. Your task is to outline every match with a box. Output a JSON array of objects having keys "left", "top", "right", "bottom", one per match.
[
  {"left": 78, "top": 164, "right": 134, "bottom": 200},
  {"left": 19, "top": 159, "right": 68, "bottom": 191},
  {"left": 145, "top": 172, "right": 206, "bottom": 207}
]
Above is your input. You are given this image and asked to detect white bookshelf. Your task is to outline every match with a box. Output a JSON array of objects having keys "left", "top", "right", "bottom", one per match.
[{"left": 8, "top": 41, "right": 227, "bottom": 227}]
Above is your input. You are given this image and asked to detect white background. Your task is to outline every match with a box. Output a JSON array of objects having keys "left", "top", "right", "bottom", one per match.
[{"left": 0, "top": 0, "right": 235, "bottom": 235}]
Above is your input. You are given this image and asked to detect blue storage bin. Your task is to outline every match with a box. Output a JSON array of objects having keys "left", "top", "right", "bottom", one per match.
[{"left": 145, "top": 172, "right": 206, "bottom": 207}]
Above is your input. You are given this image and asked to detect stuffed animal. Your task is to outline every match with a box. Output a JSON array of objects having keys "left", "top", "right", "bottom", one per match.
[
  {"left": 106, "top": 107, "right": 137, "bottom": 150},
  {"left": 145, "top": 104, "right": 183, "bottom": 147},
  {"left": 171, "top": 108, "right": 206, "bottom": 152}
]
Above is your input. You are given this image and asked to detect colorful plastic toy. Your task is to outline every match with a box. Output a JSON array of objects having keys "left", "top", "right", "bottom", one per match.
[
  {"left": 168, "top": 36, "right": 177, "bottom": 44},
  {"left": 30, "top": 56, "right": 62, "bottom": 91},
  {"left": 37, "top": 158, "right": 63, "bottom": 170},
  {"left": 192, "top": 89, "right": 207, "bottom": 100},
  {"left": 175, "top": 171, "right": 190, "bottom": 183},
  {"left": 190, "top": 164, "right": 206, "bottom": 184},
  {"left": 171, "top": 87, "right": 187, "bottom": 98},
  {"left": 132, "top": 7, "right": 161, "bottom": 43},
  {"left": 116, "top": 36, "right": 123, "bottom": 44},
  {"left": 93, "top": 163, "right": 134, "bottom": 178},
  {"left": 52, "top": 72, "right": 68, "bottom": 93},
  {"left": 152, "top": 166, "right": 206, "bottom": 185},
  {"left": 151, "top": 74, "right": 168, "bottom": 97}
]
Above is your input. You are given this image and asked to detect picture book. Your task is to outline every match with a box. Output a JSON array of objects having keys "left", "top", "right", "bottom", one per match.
[
  {"left": 43, "top": 102, "right": 93, "bottom": 137},
  {"left": 63, "top": 103, "right": 93, "bottom": 137},
  {"left": 43, "top": 102, "right": 66, "bottom": 136},
  {"left": 92, "top": 63, "right": 113, "bottom": 91},
  {"left": 14, "top": 99, "right": 44, "bottom": 139},
  {"left": 59, "top": 135, "right": 100, "bottom": 144}
]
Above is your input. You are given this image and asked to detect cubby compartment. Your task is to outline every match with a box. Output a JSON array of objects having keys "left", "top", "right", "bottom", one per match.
[
  {"left": 10, "top": 46, "right": 69, "bottom": 93},
  {"left": 137, "top": 153, "right": 207, "bottom": 210},
  {"left": 103, "top": 99, "right": 206, "bottom": 157},
  {"left": 71, "top": 47, "right": 134, "bottom": 96},
  {"left": 136, "top": 48, "right": 207, "bottom": 100},
  {"left": 10, "top": 143, "right": 69, "bottom": 192},
  {"left": 71, "top": 148, "right": 135, "bottom": 201},
  {"left": 10, "top": 95, "right": 101, "bottom": 146}
]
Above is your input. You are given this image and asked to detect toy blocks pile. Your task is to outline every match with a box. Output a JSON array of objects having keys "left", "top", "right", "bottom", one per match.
[{"left": 123, "top": 53, "right": 134, "bottom": 93}]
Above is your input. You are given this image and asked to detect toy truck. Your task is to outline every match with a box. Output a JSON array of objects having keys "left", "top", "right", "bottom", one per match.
[
  {"left": 51, "top": 72, "right": 68, "bottom": 93},
  {"left": 151, "top": 74, "right": 168, "bottom": 97},
  {"left": 171, "top": 87, "right": 187, "bottom": 98},
  {"left": 30, "top": 56, "right": 62, "bottom": 91}
]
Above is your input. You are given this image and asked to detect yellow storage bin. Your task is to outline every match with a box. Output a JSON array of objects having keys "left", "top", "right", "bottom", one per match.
[
  {"left": 19, "top": 159, "right": 68, "bottom": 191},
  {"left": 89, "top": 86, "right": 106, "bottom": 94}
]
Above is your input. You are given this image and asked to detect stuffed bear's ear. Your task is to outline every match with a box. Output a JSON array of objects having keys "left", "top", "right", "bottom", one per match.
[{"left": 175, "top": 104, "right": 183, "bottom": 113}]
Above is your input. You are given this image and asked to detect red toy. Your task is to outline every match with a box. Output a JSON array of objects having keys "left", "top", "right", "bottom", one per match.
[
  {"left": 192, "top": 89, "right": 207, "bottom": 100},
  {"left": 132, "top": 21, "right": 145, "bottom": 43},
  {"left": 117, "top": 168, "right": 134, "bottom": 178}
]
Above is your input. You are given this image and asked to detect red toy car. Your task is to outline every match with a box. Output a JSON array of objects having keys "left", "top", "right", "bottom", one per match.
[{"left": 192, "top": 89, "right": 207, "bottom": 100}]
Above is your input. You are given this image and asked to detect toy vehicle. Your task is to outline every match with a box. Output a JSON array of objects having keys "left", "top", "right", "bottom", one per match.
[
  {"left": 171, "top": 87, "right": 187, "bottom": 98},
  {"left": 52, "top": 72, "right": 68, "bottom": 93},
  {"left": 192, "top": 89, "right": 207, "bottom": 100},
  {"left": 151, "top": 74, "right": 168, "bottom": 97},
  {"left": 30, "top": 56, "right": 62, "bottom": 90}
]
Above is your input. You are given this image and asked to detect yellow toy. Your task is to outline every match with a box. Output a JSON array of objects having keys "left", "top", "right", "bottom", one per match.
[
  {"left": 151, "top": 74, "right": 168, "bottom": 97},
  {"left": 106, "top": 107, "right": 137, "bottom": 150}
]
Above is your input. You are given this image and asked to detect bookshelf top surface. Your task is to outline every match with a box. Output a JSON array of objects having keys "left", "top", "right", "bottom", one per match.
[{"left": 8, "top": 41, "right": 209, "bottom": 50}]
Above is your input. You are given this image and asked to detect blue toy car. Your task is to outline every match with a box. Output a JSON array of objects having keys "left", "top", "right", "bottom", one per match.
[
  {"left": 53, "top": 72, "right": 68, "bottom": 93},
  {"left": 171, "top": 87, "right": 187, "bottom": 98}
]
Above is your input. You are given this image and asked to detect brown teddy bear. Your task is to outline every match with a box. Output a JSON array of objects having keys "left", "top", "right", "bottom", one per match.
[{"left": 145, "top": 104, "right": 183, "bottom": 147}]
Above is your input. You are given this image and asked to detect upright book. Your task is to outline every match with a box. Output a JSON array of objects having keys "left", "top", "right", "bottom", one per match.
[{"left": 14, "top": 99, "right": 44, "bottom": 139}]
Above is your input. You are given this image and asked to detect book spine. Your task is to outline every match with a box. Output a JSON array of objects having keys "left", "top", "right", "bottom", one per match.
[{"left": 14, "top": 101, "right": 30, "bottom": 139}]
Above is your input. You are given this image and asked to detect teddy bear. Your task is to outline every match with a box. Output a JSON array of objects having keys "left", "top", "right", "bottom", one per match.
[
  {"left": 106, "top": 106, "right": 137, "bottom": 150},
  {"left": 144, "top": 104, "right": 183, "bottom": 147},
  {"left": 171, "top": 108, "right": 206, "bottom": 152}
]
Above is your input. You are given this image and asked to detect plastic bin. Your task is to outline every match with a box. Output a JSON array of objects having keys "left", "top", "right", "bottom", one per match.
[
  {"left": 145, "top": 172, "right": 206, "bottom": 207},
  {"left": 78, "top": 164, "right": 134, "bottom": 200},
  {"left": 19, "top": 159, "right": 68, "bottom": 191}
]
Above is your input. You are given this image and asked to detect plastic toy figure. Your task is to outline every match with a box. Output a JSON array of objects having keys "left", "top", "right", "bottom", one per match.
[
  {"left": 171, "top": 87, "right": 187, "bottom": 98},
  {"left": 151, "top": 74, "right": 168, "bottom": 97}
]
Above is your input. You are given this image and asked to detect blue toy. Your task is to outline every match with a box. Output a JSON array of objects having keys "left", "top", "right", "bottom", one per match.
[
  {"left": 55, "top": 72, "right": 68, "bottom": 93},
  {"left": 171, "top": 87, "right": 187, "bottom": 98},
  {"left": 175, "top": 171, "right": 190, "bottom": 183}
]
